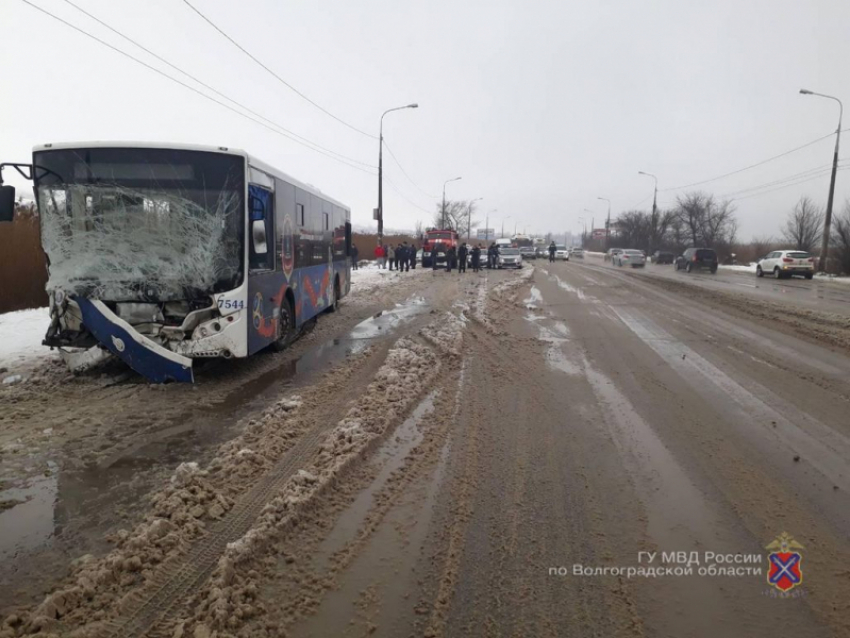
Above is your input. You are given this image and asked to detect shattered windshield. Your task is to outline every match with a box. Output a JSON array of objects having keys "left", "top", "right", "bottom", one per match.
[{"left": 34, "top": 148, "right": 245, "bottom": 302}]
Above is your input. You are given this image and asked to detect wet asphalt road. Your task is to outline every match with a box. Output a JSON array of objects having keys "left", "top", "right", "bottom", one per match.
[
  {"left": 585, "top": 253, "right": 850, "bottom": 313},
  {"left": 260, "top": 262, "right": 850, "bottom": 638}
]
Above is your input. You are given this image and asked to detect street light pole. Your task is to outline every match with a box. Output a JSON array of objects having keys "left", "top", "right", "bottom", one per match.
[
  {"left": 597, "top": 197, "right": 611, "bottom": 250},
  {"left": 583, "top": 209, "right": 595, "bottom": 245},
  {"left": 501, "top": 216, "right": 511, "bottom": 238},
  {"left": 442, "top": 176, "right": 462, "bottom": 229},
  {"left": 638, "top": 171, "right": 658, "bottom": 251},
  {"left": 378, "top": 103, "right": 418, "bottom": 245},
  {"left": 467, "top": 197, "right": 483, "bottom": 241},
  {"left": 800, "top": 88, "right": 843, "bottom": 273}
]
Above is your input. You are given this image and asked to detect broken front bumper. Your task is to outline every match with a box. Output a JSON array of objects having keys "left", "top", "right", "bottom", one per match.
[{"left": 75, "top": 297, "right": 194, "bottom": 383}]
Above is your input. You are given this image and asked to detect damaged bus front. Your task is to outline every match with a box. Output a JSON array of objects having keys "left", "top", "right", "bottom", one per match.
[{"left": 35, "top": 145, "right": 247, "bottom": 382}]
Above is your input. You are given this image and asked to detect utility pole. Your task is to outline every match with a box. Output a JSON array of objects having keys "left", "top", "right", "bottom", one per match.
[
  {"left": 597, "top": 197, "right": 611, "bottom": 251},
  {"left": 800, "top": 89, "right": 843, "bottom": 273}
]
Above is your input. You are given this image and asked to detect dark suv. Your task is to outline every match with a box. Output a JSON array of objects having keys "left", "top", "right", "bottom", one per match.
[
  {"left": 675, "top": 248, "right": 718, "bottom": 274},
  {"left": 652, "top": 250, "right": 675, "bottom": 264}
]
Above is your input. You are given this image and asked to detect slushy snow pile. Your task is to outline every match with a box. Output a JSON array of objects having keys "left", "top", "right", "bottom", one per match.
[{"left": 349, "top": 261, "right": 426, "bottom": 296}]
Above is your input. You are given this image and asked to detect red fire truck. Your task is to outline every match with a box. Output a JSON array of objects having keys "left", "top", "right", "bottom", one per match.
[{"left": 421, "top": 228, "right": 459, "bottom": 268}]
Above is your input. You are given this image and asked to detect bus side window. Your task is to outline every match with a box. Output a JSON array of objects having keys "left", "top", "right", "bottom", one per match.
[{"left": 249, "top": 185, "right": 274, "bottom": 271}]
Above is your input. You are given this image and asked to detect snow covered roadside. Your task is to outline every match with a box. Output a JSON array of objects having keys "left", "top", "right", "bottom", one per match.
[
  {"left": 349, "top": 261, "right": 428, "bottom": 297},
  {"left": 719, "top": 264, "right": 758, "bottom": 274},
  {"left": 0, "top": 307, "right": 55, "bottom": 380}
]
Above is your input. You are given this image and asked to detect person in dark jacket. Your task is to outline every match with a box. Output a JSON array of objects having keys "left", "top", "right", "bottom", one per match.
[
  {"left": 457, "top": 243, "right": 468, "bottom": 274},
  {"left": 471, "top": 244, "right": 482, "bottom": 272},
  {"left": 548, "top": 241, "right": 557, "bottom": 263},
  {"left": 431, "top": 243, "right": 440, "bottom": 270},
  {"left": 401, "top": 242, "right": 411, "bottom": 271},
  {"left": 409, "top": 244, "right": 417, "bottom": 269},
  {"left": 445, "top": 245, "right": 456, "bottom": 272},
  {"left": 351, "top": 244, "right": 359, "bottom": 270}
]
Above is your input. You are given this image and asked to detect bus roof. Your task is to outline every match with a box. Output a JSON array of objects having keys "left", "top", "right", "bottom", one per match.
[{"left": 32, "top": 141, "right": 350, "bottom": 211}]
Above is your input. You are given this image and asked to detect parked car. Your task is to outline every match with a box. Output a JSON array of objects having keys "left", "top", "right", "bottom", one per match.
[
  {"left": 520, "top": 246, "right": 537, "bottom": 260},
  {"left": 554, "top": 245, "right": 570, "bottom": 261},
  {"left": 605, "top": 248, "right": 623, "bottom": 262},
  {"left": 498, "top": 247, "right": 523, "bottom": 269},
  {"left": 615, "top": 249, "right": 646, "bottom": 267},
  {"left": 675, "top": 248, "right": 718, "bottom": 273},
  {"left": 756, "top": 250, "right": 814, "bottom": 279},
  {"left": 535, "top": 247, "right": 549, "bottom": 259},
  {"left": 651, "top": 250, "right": 675, "bottom": 264},
  {"left": 570, "top": 248, "right": 585, "bottom": 258}
]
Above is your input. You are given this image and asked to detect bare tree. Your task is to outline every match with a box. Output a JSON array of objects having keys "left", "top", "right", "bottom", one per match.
[
  {"left": 782, "top": 196, "right": 824, "bottom": 253},
  {"left": 432, "top": 200, "right": 470, "bottom": 232},
  {"left": 414, "top": 219, "right": 424, "bottom": 239},
  {"left": 750, "top": 235, "right": 775, "bottom": 261},
  {"left": 673, "top": 191, "right": 737, "bottom": 248}
]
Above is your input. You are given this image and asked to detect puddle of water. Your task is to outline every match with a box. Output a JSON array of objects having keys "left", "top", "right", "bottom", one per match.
[
  {"left": 0, "top": 474, "right": 58, "bottom": 560},
  {"left": 312, "top": 390, "right": 438, "bottom": 571}
]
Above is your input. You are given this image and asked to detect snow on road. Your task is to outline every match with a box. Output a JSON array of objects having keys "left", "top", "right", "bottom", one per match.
[
  {"left": 0, "top": 307, "right": 54, "bottom": 377},
  {"left": 719, "top": 264, "right": 757, "bottom": 274}
]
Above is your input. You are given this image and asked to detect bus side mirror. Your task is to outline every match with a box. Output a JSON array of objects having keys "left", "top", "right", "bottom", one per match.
[
  {"left": 0, "top": 185, "right": 15, "bottom": 222},
  {"left": 252, "top": 219, "right": 268, "bottom": 254}
]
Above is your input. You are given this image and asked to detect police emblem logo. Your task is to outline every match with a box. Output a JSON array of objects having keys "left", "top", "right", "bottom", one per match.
[{"left": 766, "top": 532, "right": 804, "bottom": 592}]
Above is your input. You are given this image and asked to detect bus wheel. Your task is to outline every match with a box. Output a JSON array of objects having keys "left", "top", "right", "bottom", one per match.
[
  {"left": 328, "top": 277, "right": 341, "bottom": 313},
  {"left": 271, "top": 297, "right": 295, "bottom": 351}
]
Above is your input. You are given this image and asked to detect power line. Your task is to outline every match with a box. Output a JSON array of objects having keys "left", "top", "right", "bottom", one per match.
[
  {"left": 182, "top": 0, "right": 376, "bottom": 140},
  {"left": 724, "top": 163, "right": 850, "bottom": 202},
  {"left": 382, "top": 138, "right": 437, "bottom": 199},
  {"left": 719, "top": 162, "right": 836, "bottom": 199},
  {"left": 660, "top": 131, "right": 837, "bottom": 192},
  {"left": 51, "top": 0, "right": 375, "bottom": 171},
  {"left": 383, "top": 176, "right": 434, "bottom": 215}
]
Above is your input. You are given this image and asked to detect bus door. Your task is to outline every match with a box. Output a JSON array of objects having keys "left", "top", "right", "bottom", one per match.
[{"left": 247, "top": 182, "right": 281, "bottom": 354}]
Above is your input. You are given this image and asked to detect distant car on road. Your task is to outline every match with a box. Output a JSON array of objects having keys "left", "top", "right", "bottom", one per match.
[
  {"left": 554, "top": 245, "right": 570, "bottom": 261},
  {"left": 569, "top": 248, "right": 585, "bottom": 258},
  {"left": 757, "top": 250, "right": 814, "bottom": 280},
  {"left": 535, "top": 247, "right": 548, "bottom": 259},
  {"left": 651, "top": 250, "right": 675, "bottom": 264},
  {"left": 605, "top": 248, "right": 623, "bottom": 262},
  {"left": 520, "top": 246, "right": 537, "bottom": 260},
  {"left": 615, "top": 249, "right": 646, "bottom": 267},
  {"left": 498, "top": 247, "right": 523, "bottom": 269},
  {"left": 675, "top": 247, "right": 718, "bottom": 274}
]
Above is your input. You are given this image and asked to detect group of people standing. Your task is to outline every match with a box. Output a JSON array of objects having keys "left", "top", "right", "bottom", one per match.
[
  {"left": 429, "top": 242, "right": 504, "bottom": 273},
  {"left": 373, "top": 242, "right": 418, "bottom": 271}
]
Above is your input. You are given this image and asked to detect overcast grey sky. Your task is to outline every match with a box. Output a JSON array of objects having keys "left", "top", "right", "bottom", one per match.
[{"left": 2, "top": 0, "right": 849, "bottom": 240}]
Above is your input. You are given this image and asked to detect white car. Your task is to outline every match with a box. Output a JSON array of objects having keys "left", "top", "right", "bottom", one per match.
[
  {"left": 757, "top": 250, "right": 814, "bottom": 280},
  {"left": 615, "top": 249, "right": 646, "bottom": 267},
  {"left": 554, "top": 246, "right": 570, "bottom": 261},
  {"left": 569, "top": 248, "right": 584, "bottom": 258},
  {"left": 498, "top": 247, "right": 523, "bottom": 269}
]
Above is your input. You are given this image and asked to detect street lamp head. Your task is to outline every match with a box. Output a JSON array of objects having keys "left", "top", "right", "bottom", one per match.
[
  {"left": 408, "top": 103, "right": 419, "bottom": 108},
  {"left": 799, "top": 89, "right": 813, "bottom": 95}
]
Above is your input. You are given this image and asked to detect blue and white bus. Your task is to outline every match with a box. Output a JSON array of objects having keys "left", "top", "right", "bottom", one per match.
[{"left": 6, "top": 142, "right": 352, "bottom": 383}]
